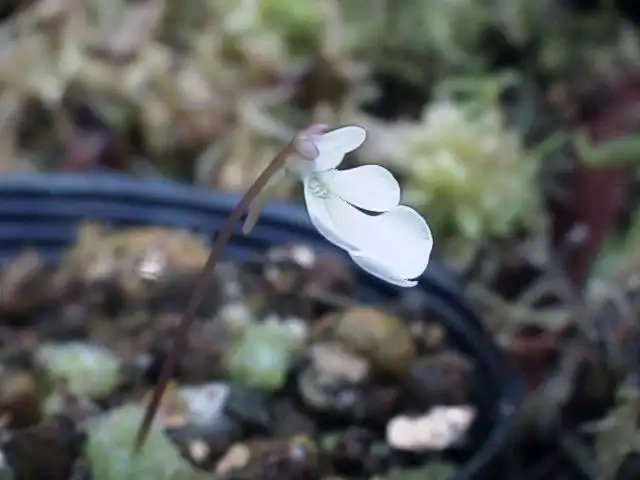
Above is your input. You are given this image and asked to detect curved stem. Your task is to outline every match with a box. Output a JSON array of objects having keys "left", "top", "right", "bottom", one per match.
[
  {"left": 134, "top": 141, "right": 296, "bottom": 451},
  {"left": 242, "top": 167, "right": 288, "bottom": 234}
]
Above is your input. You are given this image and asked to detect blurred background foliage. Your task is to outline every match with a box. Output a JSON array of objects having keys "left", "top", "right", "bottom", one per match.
[{"left": 2, "top": 0, "right": 640, "bottom": 290}]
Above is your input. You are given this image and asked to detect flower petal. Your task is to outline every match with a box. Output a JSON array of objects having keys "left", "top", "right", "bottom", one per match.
[
  {"left": 349, "top": 251, "right": 418, "bottom": 287},
  {"left": 328, "top": 165, "right": 401, "bottom": 212},
  {"left": 304, "top": 171, "right": 432, "bottom": 288},
  {"left": 352, "top": 205, "right": 433, "bottom": 281},
  {"left": 313, "top": 126, "right": 367, "bottom": 170},
  {"left": 303, "top": 179, "right": 361, "bottom": 251}
]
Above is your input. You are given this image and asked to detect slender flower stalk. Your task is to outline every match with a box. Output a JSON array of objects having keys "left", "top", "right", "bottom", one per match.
[
  {"left": 242, "top": 167, "right": 289, "bottom": 234},
  {"left": 134, "top": 139, "right": 296, "bottom": 451},
  {"left": 134, "top": 124, "right": 433, "bottom": 450}
]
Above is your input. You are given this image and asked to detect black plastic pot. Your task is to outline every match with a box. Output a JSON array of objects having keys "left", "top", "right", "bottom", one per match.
[{"left": 0, "top": 172, "right": 523, "bottom": 479}]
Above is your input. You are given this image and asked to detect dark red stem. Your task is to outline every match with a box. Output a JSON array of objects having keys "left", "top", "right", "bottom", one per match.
[{"left": 134, "top": 142, "right": 295, "bottom": 450}]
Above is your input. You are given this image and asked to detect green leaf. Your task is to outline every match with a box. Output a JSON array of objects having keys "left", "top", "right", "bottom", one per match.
[{"left": 576, "top": 131, "right": 640, "bottom": 168}]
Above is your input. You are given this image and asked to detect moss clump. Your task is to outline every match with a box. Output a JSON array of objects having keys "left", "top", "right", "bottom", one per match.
[
  {"left": 85, "top": 405, "right": 198, "bottom": 480},
  {"left": 37, "top": 342, "right": 122, "bottom": 399}
]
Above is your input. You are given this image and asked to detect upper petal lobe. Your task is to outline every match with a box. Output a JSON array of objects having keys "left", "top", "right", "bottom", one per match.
[
  {"left": 313, "top": 126, "right": 367, "bottom": 170},
  {"left": 328, "top": 165, "right": 400, "bottom": 212}
]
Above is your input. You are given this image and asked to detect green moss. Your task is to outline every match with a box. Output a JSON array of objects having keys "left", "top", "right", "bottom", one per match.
[
  {"left": 85, "top": 405, "right": 198, "bottom": 480},
  {"left": 227, "top": 322, "right": 302, "bottom": 391},
  {"left": 260, "top": 0, "right": 327, "bottom": 56},
  {"left": 37, "top": 342, "right": 122, "bottom": 399}
]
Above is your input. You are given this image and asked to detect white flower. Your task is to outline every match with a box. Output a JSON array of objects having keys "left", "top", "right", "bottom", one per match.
[{"left": 291, "top": 125, "right": 433, "bottom": 287}]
